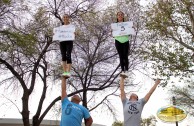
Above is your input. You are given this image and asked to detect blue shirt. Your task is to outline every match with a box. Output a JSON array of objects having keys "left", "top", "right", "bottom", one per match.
[{"left": 60, "top": 97, "right": 90, "bottom": 126}]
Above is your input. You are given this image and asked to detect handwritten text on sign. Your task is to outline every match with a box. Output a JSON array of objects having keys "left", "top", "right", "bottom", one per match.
[
  {"left": 53, "top": 25, "right": 75, "bottom": 41},
  {"left": 111, "top": 21, "right": 135, "bottom": 37}
]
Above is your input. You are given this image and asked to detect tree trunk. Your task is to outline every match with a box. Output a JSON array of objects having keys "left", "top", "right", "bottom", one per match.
[
  {"left": 32, "top": 116, "right": 40, "bottom": 126},
  {"left": 82, "top": 90, "right": 87, "bottom": 109},
  {"left": 21, "top": 90, "right": 30, "bottom": 126}
]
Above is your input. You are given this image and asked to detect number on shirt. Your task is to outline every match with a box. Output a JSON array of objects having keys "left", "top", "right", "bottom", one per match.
[{"left": 65, "top": 104, "right": 72, "bottom": 115}]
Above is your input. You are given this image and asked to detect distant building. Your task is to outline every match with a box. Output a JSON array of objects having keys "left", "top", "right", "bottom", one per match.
[{"left": 0, "top": 118, "right": 105, "bottom": 126}]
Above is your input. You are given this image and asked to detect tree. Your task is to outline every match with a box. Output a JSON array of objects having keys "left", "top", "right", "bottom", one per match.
[
  {"left": 51, "top": 2, "right": 146, "bottom": 118},
  {"left": 0, "top": 7, "right": 57, "bottom": 126},
  {"left": 0, "top": 0, "right": 26, "bottom": 28},
  {"left": 0, "top": 0, "right": 147, "bottom": 126},
  {"left": 171, "top": 83, "right": 194, "bottom": 116},
  {"left": 143, "top": 0, "right": 194, "bottom": 85},
  {"left": 61, "top": 0, "right": 147, "bottom": 118},
  {"left": 47, "top": 0, "right": 98, "bottom": 24},
  {"left": 141, "top": 116, "right": 157, "bottom": 126},
  {"left": 112, "top": 121, "right": 123, "bottom": 126},
  {"left": 143, "top": 0, "right": 194, "bottom": 120},
  {"left": 0, "top": 0, "right": 98, "bottom": 126}
]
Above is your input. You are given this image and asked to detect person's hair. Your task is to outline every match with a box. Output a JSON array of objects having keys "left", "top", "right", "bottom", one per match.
[
  {"left": 116, "top": 11, "right": 124, "bottom": 22},
  {"left": 129, "top": 93, "right": 138, "bottom": 101},
  {"left": 63, "top": 14, "right": 69, "bottom": 18},
  {"left": 71, "top": 95, "right": 80, "bottom": 103}
]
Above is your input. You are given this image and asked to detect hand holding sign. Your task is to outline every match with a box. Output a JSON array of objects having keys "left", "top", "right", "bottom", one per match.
[
  {"left": 53, "top": 25, "right": 75, "bottom": 41},
  {"left": 111, "top": 21, "right": 135, "bottom": 37}
]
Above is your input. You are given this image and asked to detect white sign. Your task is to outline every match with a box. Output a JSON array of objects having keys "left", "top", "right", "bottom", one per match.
[
  {"left": 52, "top": 25, "right": 75, "bottom": 41},
  {"left": 111, "top": 21, "right": 135, "bottom": 37}
]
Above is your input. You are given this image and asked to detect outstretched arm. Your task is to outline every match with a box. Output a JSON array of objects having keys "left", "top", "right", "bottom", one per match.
[
  {"left": 61, "top": 76, "right": 67, "bottom": 101},
  {"left": 120, "top": 76, "right": 126, "bottom": 101},
  {"left": 144, "top": 79, "right": 161, "bottom": 102}
]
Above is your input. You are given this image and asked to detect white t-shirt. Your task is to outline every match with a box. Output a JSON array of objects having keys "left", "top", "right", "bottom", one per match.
[{"left": 122, "top": 98, "right": 146, "bottom": 126}]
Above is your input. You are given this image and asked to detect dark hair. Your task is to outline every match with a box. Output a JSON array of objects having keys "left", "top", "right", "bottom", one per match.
[{"left": 116, "top": 11, "right": 124, "bottom": 22}]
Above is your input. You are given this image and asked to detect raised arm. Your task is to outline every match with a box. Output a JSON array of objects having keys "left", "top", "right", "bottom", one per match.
[
  {"left": 120, "top": 76, "right": 126, "bottom": 101},
  {"left": 144, "top": 79, "right": 161, "bottom": 102},
  {"left": 61, "top": 76, "right": 67, "bottom": 101}
]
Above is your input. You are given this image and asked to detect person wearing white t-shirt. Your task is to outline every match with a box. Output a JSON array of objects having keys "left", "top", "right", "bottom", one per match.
[{"left": 120, "top": 75, "right": 161, "bottom": 126}]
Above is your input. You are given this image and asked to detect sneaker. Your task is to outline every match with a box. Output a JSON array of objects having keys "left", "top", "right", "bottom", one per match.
[
  {"left": 120, "top": 71, "right": 128, "bottom": 78},
  {"left": 62, "top": 72, "right": 67, "bottom": 76},
  {"left": 66, "top": 72, "right": 71, "bottom": 78},
  {"left": 62, "top": 72, "right": 70, "bottom": 78}
]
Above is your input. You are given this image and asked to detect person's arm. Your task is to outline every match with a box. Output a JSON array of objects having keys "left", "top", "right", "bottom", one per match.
[
  {"left": 83, "top": 107, "right": 93, "bottom": 126},
  {"left": 144, "top": 79, "right": 161, "bottom": 102},
  {"left": 61, "top": 76, "right": 67, "bottom": 101},
  {"left": 120, "top": 76, "right": 126, "bottom": 101},
  {"left": 85, "top": 117, "right": 93, "bottom": 126}
]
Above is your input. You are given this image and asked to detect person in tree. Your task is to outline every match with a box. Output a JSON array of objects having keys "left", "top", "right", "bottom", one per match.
[
  {"left": 119, "top": 75, "right": 161, "bottom": 126},
  {"left": 60, "top": 76, "right": 93, "bottom": 126},
  {"left": 113, "top": 11, "right": 130, "bottom": 77},
  {"left": 59, "top": 14, "right": 74, "bottom": 78}
]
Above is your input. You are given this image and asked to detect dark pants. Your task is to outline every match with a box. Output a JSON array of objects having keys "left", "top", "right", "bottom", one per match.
[
  {"left": 115, "top": 40, "right": 129, "bottom": 71},
  {"left": 60, "top": 41, "right": 73, "bottom": 64}
]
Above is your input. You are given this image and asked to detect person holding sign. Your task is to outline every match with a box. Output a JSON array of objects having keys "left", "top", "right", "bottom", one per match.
[
  {"left": 111, "top": 11, "right": 135, "bottom": 77},
  {"left": 59, "top": 14, "right": 75, "bottom": 78},
  {"left": 119, "top": 75, "right": 161, "bottom": 126},
  {"left": 60, "top": 76, "right": 93, "bottom": 126}
]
